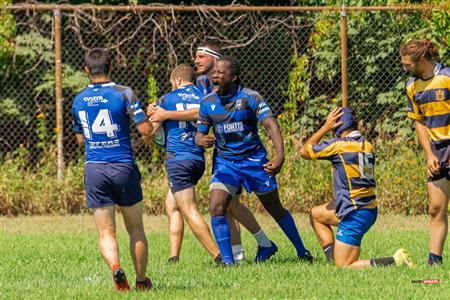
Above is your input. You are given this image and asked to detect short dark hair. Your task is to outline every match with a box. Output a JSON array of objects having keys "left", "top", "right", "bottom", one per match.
[
  {"left": 217, "top": 56, "right": 241, "bottom": 84},
  {"left": 84, "top": 48, "right": 112, "bottom": 76},
  {"left": 170, "top": 64, "right": 195, "bottom": 83},
  {"left": 198, "top": 41, "right": 224, "bottom": 56}
]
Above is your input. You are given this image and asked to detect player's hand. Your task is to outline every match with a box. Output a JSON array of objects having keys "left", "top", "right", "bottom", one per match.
[
  {"left": 148, "top": 106, "right": 169, "bottom": 122},
  {"left": 322, "top": 107, "right": 344, "bottom": 132},
  {"left": 263, "top": 157, "right": 284, "bottom": 176},
  {"left": 198, "top": 135, "right": 215, "bottom": 148},
  {"left": 146, "top": 103, "right": 157, "bottom": 116},
  {"left": 426, "top": 154, "right": 440, "bottom": 177}
]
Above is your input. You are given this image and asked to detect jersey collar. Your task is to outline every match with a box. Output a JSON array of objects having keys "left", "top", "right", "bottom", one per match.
[
  {"left": 420, "top": 62, "right": 442, "bottom": 81},
  {"left": 178, "top": 83, "right": 195, "bottom": 90},
  {"left": 88, "top": 82, "right": 116, "bottom": 88},
  {"left": 433, "top": 62, "right": 442, "bottom": 75},
  {"left": 346, "top": 130, "right": 362, "bottom": 138},
  {"left": 219, "top": 85, "right": 242, "bottom": 101}
]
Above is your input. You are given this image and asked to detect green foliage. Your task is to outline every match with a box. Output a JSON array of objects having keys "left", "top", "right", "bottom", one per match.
[
  {"left": 281, "top": 54, "right": 309, "bottom": 127},
  {"left": 34, "top": 64, "right": 89, "bottom": 96},
  {"left": 147, "top": 64, "right": 160, "bottom": 104},
  {"left": 0, "top": 0, "right": 15, "bottom": 63},
  {"left": 15, "top": 32, "right": 54, "bottom": 64},
  {"left": 0, "top": 98, "right": 28, "bottom": 124}
]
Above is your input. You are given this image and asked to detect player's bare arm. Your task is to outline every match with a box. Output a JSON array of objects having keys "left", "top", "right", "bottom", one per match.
[
  {"left": 75, "top": 133, "right": 85, "bottom": 146},
  {"left": 147, "top": 105, "right": 199, "bottom": 122},
  {"left": 415, "top": 119, "right": 440, "bottom": 177},
  {"left": 261, "top": 117, "right": 284, "bottom": 176},
  {"left": 300, "top": 107, "right": 344, "bottom": 160},
  {"left": 136, "top": 120, "right": 154, "bottom": 146}
]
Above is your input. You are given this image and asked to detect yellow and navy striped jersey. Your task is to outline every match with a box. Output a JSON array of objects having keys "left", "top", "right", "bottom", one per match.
[
  {"left": 308, "top": 131, "right": 377, "bottom": 218},
  {"left": 406, "top": 63, "right": 450, "bottom": 144}
]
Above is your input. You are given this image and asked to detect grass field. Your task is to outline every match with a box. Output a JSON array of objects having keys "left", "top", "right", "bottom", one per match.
[{"left": 1, "top": 214, "right": 449, "bottom": 299}]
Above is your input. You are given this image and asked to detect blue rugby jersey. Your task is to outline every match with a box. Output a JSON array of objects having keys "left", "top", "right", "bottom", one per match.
[
  {"left": 72, "top": 82, "right": 148, "bottom": 163},
  {"left": 195, "top": 74, "right": 214, "bottom": 96},
  {"left": 308, "top": 131, "right": 377, "bottom": 219},
  {"left": 406, "top": 63, "right": 450, "bottom": 144},
  {"left": 157, "top": 84, "right": 204, "bottom": 162},
  {"left": 197, "top": 86, "right": 274, "bottom": 160}
]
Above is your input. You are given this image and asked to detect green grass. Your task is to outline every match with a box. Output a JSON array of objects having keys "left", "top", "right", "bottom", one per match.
[{"left": 1, "top": 214, "right": 449, "bottom": 299}]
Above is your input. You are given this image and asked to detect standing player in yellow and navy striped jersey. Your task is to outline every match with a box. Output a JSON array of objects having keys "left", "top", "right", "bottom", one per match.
[
  {"left": 400, "top": 39, "right": 450, "bottom": 265},
  {"left": 300, "top": 108, "right": 414, "bottom": 268}
]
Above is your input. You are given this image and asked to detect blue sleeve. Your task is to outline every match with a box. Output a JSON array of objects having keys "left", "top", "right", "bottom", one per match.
[
  {"left": 248, "top": 92, "right": 274, "bottom": 123},
  {"left": 124, "top": 88, "right": 148, "bottom": 125},
  {"left": 197, "top": 100, "right": 211, "bottom": 134},
  {"left": 308, "top": 138, "right": 339, "bottom": 161},
  {"left": 71, "top": 99, "right": 83, "bottom": 133},
  {"left": 156, "top": 95, "right": 167, "bottom": 109},
  {"left": 196, "top": 75, "right": 213, "bottom": 95}
]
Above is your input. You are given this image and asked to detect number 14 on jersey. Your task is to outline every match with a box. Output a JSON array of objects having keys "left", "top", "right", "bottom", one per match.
[{"left": 78, "top": 109, "right": 120, "bottom": 139}]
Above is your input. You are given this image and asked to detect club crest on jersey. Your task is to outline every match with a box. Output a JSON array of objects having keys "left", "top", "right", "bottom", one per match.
[
  {"left": 436, "top": 89, "right": 445, "bottom": 101},
  {"left": 211, "top": 104, "right": 216, "bottom": 111},
  {"left": 236, "top": 99, "right": 242, "bottom": 109}
]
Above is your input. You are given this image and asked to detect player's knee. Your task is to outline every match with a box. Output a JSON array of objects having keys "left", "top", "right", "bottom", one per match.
[
  {"left": 209, "top": 203, "right": 227, "bottom": 217},
  {"left": 429, "top": 203, "right": 446, "bottom": 218},
  {"left": 99, "top": 227, "right": 115, "bottom": 238},
  {"left": 165, "top": 203, "right": 178, "bottom": 216}
]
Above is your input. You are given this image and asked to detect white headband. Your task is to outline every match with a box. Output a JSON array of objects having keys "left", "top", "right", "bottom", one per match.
[{"left": 196, "top": 47, "right": 222, "bottom": 59}]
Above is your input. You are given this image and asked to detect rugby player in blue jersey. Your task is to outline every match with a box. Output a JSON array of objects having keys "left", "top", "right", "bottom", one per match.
[
  {"left": 148, "top": 42, "right": 275, "bottom": 263},
  {"left": 148, "top": 64, "right": 222, "bottom": 264},
  {"left": 300, "top": 108, "right": 413, "bottom": 268},
  {"left": 72, "top": 48, "right": 153, "bottom": 291},
  {"left": 400, "top": 39, "right": 450, "bottom": 265},
  {"left": 195, "top": 56, "right": 312, "bottom": 265}
]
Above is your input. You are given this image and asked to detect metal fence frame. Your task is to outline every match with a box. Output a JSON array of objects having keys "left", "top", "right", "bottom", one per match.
[{"left": 4, "top": 3, "right": 447, "bottom": 180}]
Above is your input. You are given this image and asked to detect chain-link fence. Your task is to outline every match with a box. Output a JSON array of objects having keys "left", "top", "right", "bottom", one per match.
[{"left": 1, "top": 4, "right": 448, "bottom": 171}]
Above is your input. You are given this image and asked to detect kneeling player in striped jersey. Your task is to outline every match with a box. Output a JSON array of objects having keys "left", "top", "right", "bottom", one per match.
[{"left": 300, "top": 108, "right": 414, "bottom": 268}]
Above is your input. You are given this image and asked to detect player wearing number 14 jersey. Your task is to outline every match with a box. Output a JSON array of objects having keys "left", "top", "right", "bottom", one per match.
[
  {"left": 300, "top": 107, "right": 414, "bottom": 268},
  {"left": 72, "top": 48, "right": 153, "bottom": 291}
]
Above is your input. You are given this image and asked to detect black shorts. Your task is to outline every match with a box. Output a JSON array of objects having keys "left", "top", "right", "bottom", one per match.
[
  {"left": 84, "top": 163, "right": 143, "bottom": 209},
  {"left": 428, "top": 141, "right": 450, "bottom": 182},
  {"left": 166, "top": 160, "right": 205, "bottom": 193}
]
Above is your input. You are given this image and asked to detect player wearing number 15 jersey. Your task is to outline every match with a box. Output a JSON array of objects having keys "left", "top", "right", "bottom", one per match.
[
  {"left": 149, "top": 65, "right": 222, "bottom": 264},
  {"left": 72, "top": 48, "right": 153, "bottom": 291},
  {"left": 300, "top": 107, "right": 414, "bottom": 269}
]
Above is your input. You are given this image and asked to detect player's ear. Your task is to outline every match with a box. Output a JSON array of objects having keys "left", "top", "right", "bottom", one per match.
[{"left": 84, "top": 66, "right": 91, "bottom": 76}]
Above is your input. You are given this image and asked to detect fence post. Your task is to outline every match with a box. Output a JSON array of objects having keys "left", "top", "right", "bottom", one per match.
[
  {"left": 340, "top": 3, "right": 349, "bottom": 108},
  {"left": 54, "top": 9, "right": 64, "bottom": 181}
]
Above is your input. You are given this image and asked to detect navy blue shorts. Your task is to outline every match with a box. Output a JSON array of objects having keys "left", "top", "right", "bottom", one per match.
[
  {"left": 336, "top": 208, "right": 378, "bottom": 247},
  {"left": 166, "top": 160, "right": 205, "bottom": 193},
  {"left": 429, "top": 141, "right": 450, "bottom": 182},
  {"left": 84, "top": 163, "right": 143, "bottom": 209}
]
